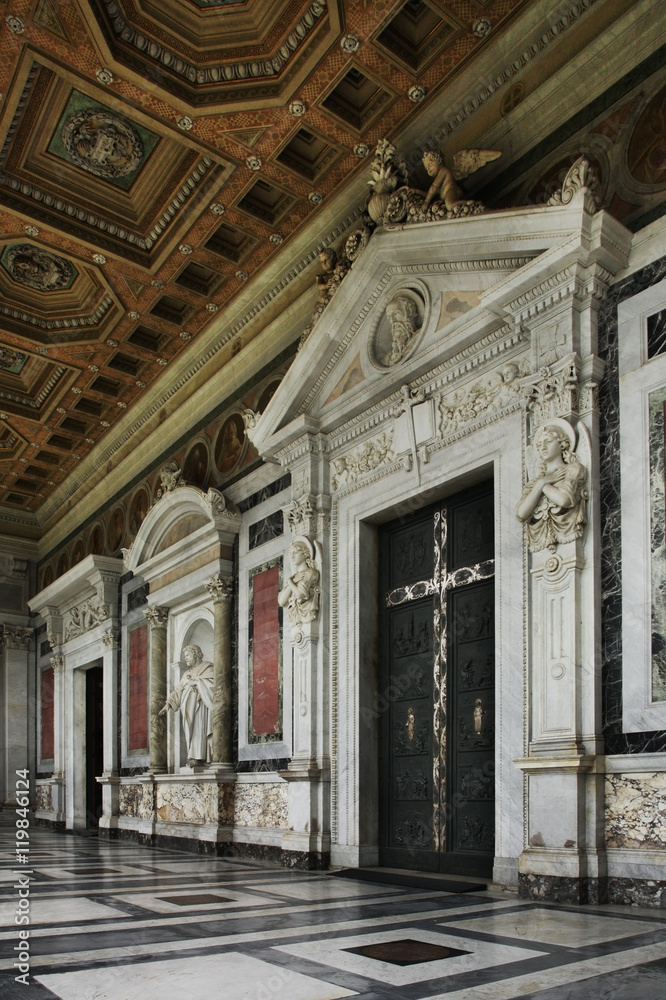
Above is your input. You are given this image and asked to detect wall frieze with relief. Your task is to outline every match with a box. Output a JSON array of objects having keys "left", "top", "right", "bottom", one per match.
[
  {"left": 331, "top": 430, "right": 396, "bottom": 492},
  {"left": 64, "top": 599, "right": 110, "bottom": 641}
]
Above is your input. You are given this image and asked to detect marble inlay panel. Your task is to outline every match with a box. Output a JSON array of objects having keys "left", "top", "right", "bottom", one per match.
[
  {"left": 119, "top": 782, "right": 154, "bottom": 819},
  {"left": 234, "top": 781, "right": 288, "bottom": 828},
  {"left": 606, "top": 772, "right": 666, "bottom": 848},
  {"left": 649, "top": 388, "right": 666, "bottom": 701},
  {"left": 276, "top": 928, "right": 546, "bottom": 987},
  {"left": 155, "top": 781, "right": 219, "bottom": 825},
  {"left": 444, "top": 907, "right": 665, "bottom": 947},
  {"left": 35, "top": 783, "right": 52, "bottom": 811},
  {"left": 599, "top": 252, "right": 666, "bottom": 752},
  {"left": 36, "top": 952, "right": 357, "bottom": 1000}
]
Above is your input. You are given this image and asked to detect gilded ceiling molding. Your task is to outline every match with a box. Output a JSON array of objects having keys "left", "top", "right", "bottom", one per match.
[
  {"left": 98, "top": 0, "right": 326, "bottom": 87},
  {"left": 0, "top": 297, "right": 114, "bottom": 332}
]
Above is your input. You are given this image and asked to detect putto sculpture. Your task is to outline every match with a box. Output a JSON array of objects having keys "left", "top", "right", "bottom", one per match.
[
  {"left": 515, "top": 418, "right": 587, "bottom": 553},
  {"left": 367, "top": 139, "right": 501, "bottom": 225}
]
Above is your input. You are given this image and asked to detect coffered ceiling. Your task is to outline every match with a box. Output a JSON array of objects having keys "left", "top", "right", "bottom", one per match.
[{"left": 0, "top": 0, "right": 660, "bottom": 543}]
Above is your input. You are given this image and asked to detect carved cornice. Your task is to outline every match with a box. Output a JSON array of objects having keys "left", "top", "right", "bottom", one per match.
[
  {"left": 206, "top": 574, "right": 233, "bottom": 604},
  {"left": 144, "top": 606, "right": 169, "bottom": 628}
]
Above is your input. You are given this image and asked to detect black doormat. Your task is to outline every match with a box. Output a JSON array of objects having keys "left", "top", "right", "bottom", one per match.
[{"left": 330, "top": 867, "right": 485, "bottom": 894}]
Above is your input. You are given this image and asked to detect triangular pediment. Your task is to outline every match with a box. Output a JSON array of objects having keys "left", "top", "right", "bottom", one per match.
[{"left": 251, "top": 200, "right": 625, "bottom": 459}]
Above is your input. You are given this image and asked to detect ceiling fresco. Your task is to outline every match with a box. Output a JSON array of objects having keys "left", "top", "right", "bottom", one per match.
[{"left": 0, "top": 0, "right": 663, "bottom": 542}]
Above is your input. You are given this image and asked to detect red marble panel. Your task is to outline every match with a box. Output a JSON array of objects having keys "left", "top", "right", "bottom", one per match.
[
  {"left": 252, "top": 566, "right": 280, "bottom": 736},
  {"left": 129, "top": 624, "right": 148, "bottom": 751},
  {"left": 41, "top": 667, "right": 54, "bottom": 760}
]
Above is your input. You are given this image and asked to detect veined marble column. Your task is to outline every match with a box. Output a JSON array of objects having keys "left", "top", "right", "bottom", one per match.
[
  {"left": 144, "top": 606, "right": 169, "bottom": 774},
  {"left": 206, "top": 575, "right": 234, "bottom": 767}
]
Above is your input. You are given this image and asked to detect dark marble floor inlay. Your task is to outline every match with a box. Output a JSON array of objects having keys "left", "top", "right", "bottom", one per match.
[
  {"left": 344, "top": 938, "right": 471, "bottom": 965},
  {"left": 158, "top": 893, "right": 233, "bottom": 905},
  {"left": 65, "top": 866, "right": 121, "bottom": 874}
]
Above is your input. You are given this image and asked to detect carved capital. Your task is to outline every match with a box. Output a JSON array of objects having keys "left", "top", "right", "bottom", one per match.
[
  {"left": 50, "top": 654, "right": 64, "bottom": 672},
  {"left": 579, "top": 380, "right": 600, "bottom": 414},
  {"left": 2, "top": 624, "right": 32, "bottom": 650},
  {"left": 102, "top": 628, "right": 119, "bottom": 648},
  {"left": 518, "top": 356, "right": 579, "bottom": 429},
  {"left": 144, "top": 605, "right": 169, "bottom": 628},
  {"left": 283, "top": 495, "right": 318, "bottom": 537},
  {"left": 206, "top": 574, "right": 234, "bottom": 604}
]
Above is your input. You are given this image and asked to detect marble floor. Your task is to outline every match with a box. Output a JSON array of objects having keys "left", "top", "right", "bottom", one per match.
[{"left": 1, "top": 825, "right": 666, "bottom": 1000}]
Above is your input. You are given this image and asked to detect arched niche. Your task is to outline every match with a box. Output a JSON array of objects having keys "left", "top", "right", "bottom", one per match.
[{"left": 124, "top": 484, "right": 240, "bottom": 604}]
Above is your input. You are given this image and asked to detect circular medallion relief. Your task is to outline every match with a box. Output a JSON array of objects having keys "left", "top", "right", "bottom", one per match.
[
  {"left": 2, "top": 244, "right": 76, "bottom": 291},
  {"left": 372, "top": 287, "right": 426, "bottom": 369},
  {"left": 61, "top": 108, "right": 144, "bottom": 180}
]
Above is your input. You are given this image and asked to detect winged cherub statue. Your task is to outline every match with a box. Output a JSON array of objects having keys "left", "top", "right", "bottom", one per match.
[
  {"left": 369, "top": 140, "right": 501, "bottom": 225},
  {"left": 422, "top": 148, "right": 501, "bottom": 212}
]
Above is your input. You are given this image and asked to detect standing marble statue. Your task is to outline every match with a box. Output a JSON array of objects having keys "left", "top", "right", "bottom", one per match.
[
  {"left": 159, "top": 644, "right": 214, "bottom": 766},
  {"left": 278, "top": 538, "right": 320, "bottom": 627},
  {"left": 515, "top": 419, "right": 587, "bottom": 552}
]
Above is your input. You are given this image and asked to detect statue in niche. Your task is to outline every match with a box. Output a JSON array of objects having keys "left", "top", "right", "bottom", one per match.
[
  {"left": 515, "top": 418, "right": 587, "bottom": 553},
  {"left": 382, "top": 294, "right": 421, "bottom": 366},
  {"left": 159, "top": 644, "right": 214, "bottom": 766},
  {"left": 278, "top": 537, "right": 321, "bottom": 628}
]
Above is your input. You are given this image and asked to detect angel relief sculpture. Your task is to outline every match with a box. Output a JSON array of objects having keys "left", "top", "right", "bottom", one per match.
[
  {"left": 515, "top": 419, "right": 588, "bottom": 553},
  {"left": 278, "top": 537, "right": 321, "bottom": 629},
  {"left": 367, "top": 139, "right": 501, "bottom": 226}
]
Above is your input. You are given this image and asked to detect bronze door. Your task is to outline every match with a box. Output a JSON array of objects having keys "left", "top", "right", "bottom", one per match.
[{"left": 378, "top": 483, "right": 495, "bottom": 877}]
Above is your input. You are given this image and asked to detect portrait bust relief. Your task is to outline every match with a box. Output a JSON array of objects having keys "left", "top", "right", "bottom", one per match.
[{"left": 373, "top": 288, "right": 425, "bottom": 369}]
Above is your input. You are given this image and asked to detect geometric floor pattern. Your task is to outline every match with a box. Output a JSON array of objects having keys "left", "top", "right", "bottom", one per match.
[{"left": 2, "top": 825, "right": 666, "bottom": 999}]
